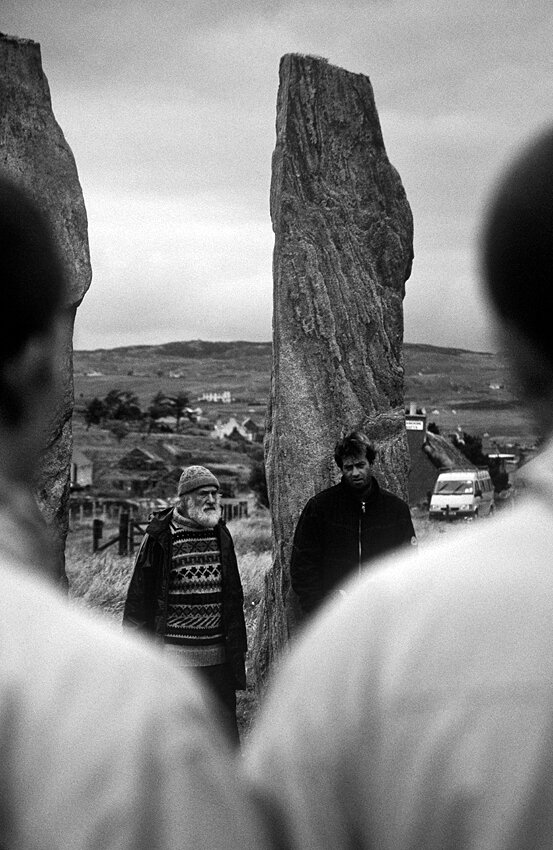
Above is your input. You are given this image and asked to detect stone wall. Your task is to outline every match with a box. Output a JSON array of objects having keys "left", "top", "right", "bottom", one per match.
[
  {"left": 253, "top": 54, "right": 414, "bottom": 685},
  {"left": 0, "top": 33, "right": 92, "bottom": 581}
]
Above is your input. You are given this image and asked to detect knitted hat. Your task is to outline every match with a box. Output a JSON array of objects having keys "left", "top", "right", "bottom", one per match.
[{"left": 177, "top": 465, "right": 220, "bottom": 496}]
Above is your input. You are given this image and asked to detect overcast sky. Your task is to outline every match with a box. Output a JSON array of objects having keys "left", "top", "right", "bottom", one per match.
[{"left": 3, "top": 1, "right": 553, "bottom": 352}]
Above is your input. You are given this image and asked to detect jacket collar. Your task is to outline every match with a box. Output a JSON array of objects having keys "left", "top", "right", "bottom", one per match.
[{"left": 339, "top": 475, "right": 381, "bottom": 505}]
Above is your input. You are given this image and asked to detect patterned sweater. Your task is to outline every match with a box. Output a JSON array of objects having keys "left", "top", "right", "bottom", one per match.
[{"left": 163, "top": 510, "right": 226, "bottom": 667}]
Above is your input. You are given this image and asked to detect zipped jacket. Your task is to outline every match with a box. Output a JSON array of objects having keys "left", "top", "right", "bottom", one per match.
[
  {"left": 291, "top": 478, "right": 415, "bottom": 614},
  {"left": 123, "top": 507, "right": 247, "bottom": 689}
]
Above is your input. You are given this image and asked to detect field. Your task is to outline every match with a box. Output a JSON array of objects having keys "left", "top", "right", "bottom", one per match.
[
  {"left": 402, "top": 344, "right": 535, "bottom": 444},
  {"left": 74, "top": 340, "right": 538, "bottom": 452}
]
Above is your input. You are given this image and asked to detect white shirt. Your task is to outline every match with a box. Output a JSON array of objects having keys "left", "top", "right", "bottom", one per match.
[{"left": 0, "top": 485, "right": 267, "bottom": 849}]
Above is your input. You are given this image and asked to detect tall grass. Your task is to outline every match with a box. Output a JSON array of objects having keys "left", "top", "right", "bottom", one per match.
[
  {"left": 227, "top": 511, "right": 272, "bottom": 555},
  {"left": 66, "top": 528, "right": 134, "bottom": 620}
]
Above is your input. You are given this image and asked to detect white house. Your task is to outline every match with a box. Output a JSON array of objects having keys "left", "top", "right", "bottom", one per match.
[
  {"left": 71, "top": 448, "right": 93, "bottom": 488},
  {"left": 199, "top": 391, "right": 232, "bottom": 403},
  {"left": 212, "top": 417, "right": 251, "bottom": 441}
]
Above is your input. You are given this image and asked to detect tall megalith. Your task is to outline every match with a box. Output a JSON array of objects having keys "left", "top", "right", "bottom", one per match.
[
  {"left": 254, "top": 54, "right": 413, "bottom": 684},
  {"left": 0, "top": 33, "right": 92, "bottom": 581}
]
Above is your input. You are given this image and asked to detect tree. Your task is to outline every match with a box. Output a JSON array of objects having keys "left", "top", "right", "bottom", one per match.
[
  {"left": 146, "top": 391, "right": 175, "bottom": 432},
  {"left": 103, "top": 389, "right": 142, "bottom": 421},
  {"left": 452, "top": 430, "right": 509, "bottom": 493},
  {"left": 147, "top": 391, "right": 173, "bottom": 420},
  {"left": 110, "top": 421, "right": 130, "bottom": 442},
  {"left": 452, "top": 431, "right": 488, "bottom": 467},
  {"left": 249, "top": 460, "right": 269, "bottom": 508},
  {"left": 166, "top": 391, "right": 190, "bottom": 431},
  {"left": 84, "top": 396, "right": 106, "bottom": 428}
]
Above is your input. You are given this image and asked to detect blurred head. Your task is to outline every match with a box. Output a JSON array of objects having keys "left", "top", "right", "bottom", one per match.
[
  {"left": 334, "top": 431, "right": 376, "bottom": 492},
  {"left": 0, "top": 176, "right": 66, "bottom": 478},
  {"left": 481, "top": 127, "right": 553, "bottom": 423},
  {"left": 0, "top": 176, "right": 65, "bottom": 365}
]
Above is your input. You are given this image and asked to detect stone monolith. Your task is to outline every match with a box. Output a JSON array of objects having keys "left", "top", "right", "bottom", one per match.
[
  {"left": 253, "top": 54, "right": 414, "bottom": 685},
  {"left": 0, "top": 33, "right": 92, "bottom": 582}
]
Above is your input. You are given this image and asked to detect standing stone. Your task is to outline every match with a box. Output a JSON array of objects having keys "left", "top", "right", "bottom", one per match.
[
  {"left": 253, "top": 54, "right": 413, "bottom": 685},
  {"left": 0, "top": 33, "right": 92, "bottom": 582}
]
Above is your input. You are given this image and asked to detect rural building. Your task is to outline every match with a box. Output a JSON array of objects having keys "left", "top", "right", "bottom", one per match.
[
  {"left": 242, "top": 417, "right": 264, "bottom": 443},
  {"left": 199, "top": 390, "right": 232, "bottom": 403},
  {"left": 110, "top": 447, "right": 169, "bottom": 497},
  {"left": 146, "top": 467, "right": 183, "bottom": 499},
  {"left": 212, "top": 416, "right": 264, "bottom": 443},
  {"left": 118, "top": 447, "right": 167, "bottom": 472},
  {"left": 159, "top": 442, "right": 193, "bottom": 466},
  {"left": 405, "top": 403, "right": 476, "bottom": 506},
  {"left": 153, "top": 415, "right": 179, "bottom": 431},
  {"left": 212, "top": 417, "right": 250, "bottom": 441},
  {"left": 70, "top": 448, "right": 93, "bottom": 489}
]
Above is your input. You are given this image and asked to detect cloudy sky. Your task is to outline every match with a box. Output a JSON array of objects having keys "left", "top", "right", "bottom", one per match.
[{"left": 3, "top": 1, "right": 552, "bottom": 351}]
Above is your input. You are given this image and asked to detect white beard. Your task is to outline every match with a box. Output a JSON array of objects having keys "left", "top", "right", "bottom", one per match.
[{"left": 185, "top": 499, "right": 221, "bottom": 529}]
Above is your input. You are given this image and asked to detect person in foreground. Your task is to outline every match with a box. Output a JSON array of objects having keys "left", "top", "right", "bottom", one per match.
[
  {"left": 0, "top": 174, "right": 267, "bottom": 850},
  {"left": 245, "top": 127, "right": 553, "bottom": 850},
  {"left": 123, "top": 465, "right": 247, "bottom": 745},
  {"left": 291, "top": 430, "right": 415, "bottom": 615}
]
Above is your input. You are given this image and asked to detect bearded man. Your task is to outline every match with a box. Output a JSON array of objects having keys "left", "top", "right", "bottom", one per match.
[{"left": 123, "top": 465, "right": 247, "bottom": 745}]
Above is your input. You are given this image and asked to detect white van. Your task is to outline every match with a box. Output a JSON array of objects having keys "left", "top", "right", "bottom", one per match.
[{"left": 429, "top": 468, "right": 495, "bottom": 520}]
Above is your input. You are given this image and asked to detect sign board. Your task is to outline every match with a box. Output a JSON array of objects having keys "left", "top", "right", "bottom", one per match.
[{"left": 406, "top": 419, "right": 424, "bottom": 431}]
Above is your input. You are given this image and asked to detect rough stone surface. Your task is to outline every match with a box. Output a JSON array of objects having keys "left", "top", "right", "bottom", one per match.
[
  {"left": 253, "top": 54, "right": 413, "bottom": 686},
  {"left": 0, "top": 33, "right": 92, "bottom": 581}
]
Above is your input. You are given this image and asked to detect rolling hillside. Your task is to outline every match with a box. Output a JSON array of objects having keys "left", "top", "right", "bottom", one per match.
[{"left": 73, "top": 341, "right": 536, "bottom": 445}]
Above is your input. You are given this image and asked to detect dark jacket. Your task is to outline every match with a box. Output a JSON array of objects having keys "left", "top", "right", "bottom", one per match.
[
  {"left": 291, "top": 478, "right": 415, "bottom": 614},
  {"left": 123, "top": 507, "right": 247, "bottom": 689}
]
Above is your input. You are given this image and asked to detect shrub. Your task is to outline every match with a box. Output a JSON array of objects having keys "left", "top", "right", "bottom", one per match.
[{"left": 248, "top": 459, "right": 268, "bottom": 507}]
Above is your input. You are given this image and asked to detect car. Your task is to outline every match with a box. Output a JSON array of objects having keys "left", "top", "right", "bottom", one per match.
[{"left": 429, "top": 467, "right": 495, "bottom": 520}]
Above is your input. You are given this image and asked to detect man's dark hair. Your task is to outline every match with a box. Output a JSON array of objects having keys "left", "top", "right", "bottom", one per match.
[
  {"left": 0, "top": 175, "right": 66, "bottom": 364},
  {"left": 334, "top": 431, "right": 377, "bottom": 469},
  {"left": 482, "top": 126, "right": 553, "bottom": 366}
]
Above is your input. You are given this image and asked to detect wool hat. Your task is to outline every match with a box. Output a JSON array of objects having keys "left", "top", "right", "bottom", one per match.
[{"left": 177, "top": 465, "right": 220, "bottom": 496}]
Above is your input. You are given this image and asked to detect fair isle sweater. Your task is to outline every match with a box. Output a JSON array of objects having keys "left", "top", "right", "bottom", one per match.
[{"left": 163, "top": 509, "right": 226, "bottom": 667}]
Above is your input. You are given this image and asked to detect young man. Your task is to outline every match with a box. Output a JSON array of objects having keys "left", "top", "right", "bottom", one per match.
[
  {"left": 0, "top": 174, "right": 267, "bottom": 849},
  {"left": 291, "top": 430, "right": 415, "bottom": 614},
  {"left": 245, "top": 127, "right": 553, "bottom": 849},
  {"left": 123, "top": 465, "right": 247, "bottom": 745}
]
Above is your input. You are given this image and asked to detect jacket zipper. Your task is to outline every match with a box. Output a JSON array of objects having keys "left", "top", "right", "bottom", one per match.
[{"left": 359, "top": 501, "right": 366, "bottom": 573}]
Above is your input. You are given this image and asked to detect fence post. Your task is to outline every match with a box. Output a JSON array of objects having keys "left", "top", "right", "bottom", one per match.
[
  {"left": 92, "top": 518, "right": 104, "bottom": 552},
  {"left": 119, "top": 512, "right": 129, "bottom": 556},
  {"left": 128, "top": 519, "right": 135, "bottom": 555}
]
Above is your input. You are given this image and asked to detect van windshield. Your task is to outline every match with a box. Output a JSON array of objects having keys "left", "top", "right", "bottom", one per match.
[{"left": 434, "top": 479, "right": 474, "bottom": 495}]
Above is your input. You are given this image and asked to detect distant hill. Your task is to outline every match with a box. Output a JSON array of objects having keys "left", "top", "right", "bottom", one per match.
[
  {"left": 76, "top": 339, "right": 491, "bottom": 360},
  {"left": 77, "top": 340, "right": 273, "bottom": 359},
  {"left": 73, "top": 339, "right": 535, "bottom": 444}
]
